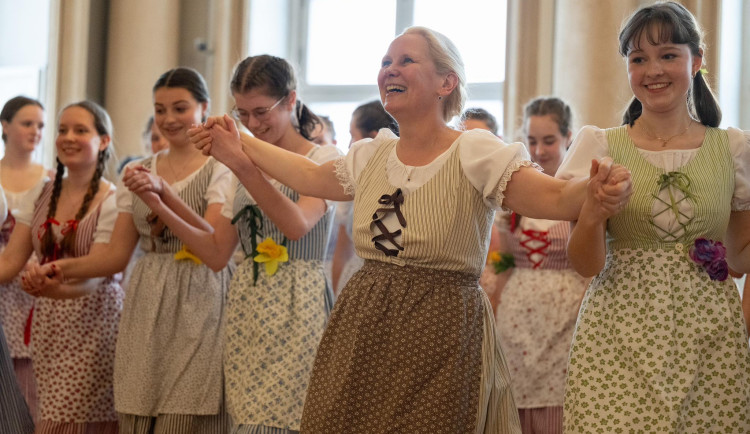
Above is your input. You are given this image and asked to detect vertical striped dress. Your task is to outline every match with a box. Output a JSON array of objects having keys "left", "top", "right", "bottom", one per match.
[
  {"left": 300, "top": 128, "right": 524, "bottom": 433},
  {"left": 223, "top": 144, "right": 340, "bottom": 433},
  {"left": 558, "top": 125, "right": 750, "bottom": 432},
  {"left": 24, "top": 181, "right": 123, "bottom": 433},
  {"left": 114, "top": 156, "right": 233, "bottom": 434}
]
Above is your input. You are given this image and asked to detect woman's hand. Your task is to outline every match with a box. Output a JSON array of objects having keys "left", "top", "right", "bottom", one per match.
[{"left": 206, "top": 115, "right": 247, "bottom": 167}]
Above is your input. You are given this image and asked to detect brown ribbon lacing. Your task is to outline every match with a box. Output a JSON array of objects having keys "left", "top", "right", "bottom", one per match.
[{"left": 370, "top": 188, "right": 407, "bottom": 257}]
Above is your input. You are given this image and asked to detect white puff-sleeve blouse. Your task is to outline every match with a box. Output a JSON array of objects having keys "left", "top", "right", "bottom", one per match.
[
  {"left": 334, "top": 128, "right": 536, "bottom": 252},
  {"left": 336, "top": 128, "right": 535, "bottom": 209}
]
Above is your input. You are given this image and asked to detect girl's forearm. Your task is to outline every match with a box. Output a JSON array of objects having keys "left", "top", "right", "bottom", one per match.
[
  {"left": 567, "top": 213, "right": 607, "bottom": 277},
  {"left": 44, "top": 278, "right": 105, "bottom": 300},
  {"left": 147, "top": 200, "right": 236, "bottom": 271},
  {"left": 56, "top": 217, "right": 140, "bottom": 279},
  {"left": 234, "top": 167, "right": 325, "bottom": 241},
  {"left": 56, "top": 253, "right": 129, "bottom": 280},
  {"left": 160, "top": 183, "right": 215, "bottom": 233}
]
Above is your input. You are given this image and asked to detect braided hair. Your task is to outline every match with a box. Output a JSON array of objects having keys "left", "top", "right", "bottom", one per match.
[{"left": 40, "top": 101, "right": 112, "bottom": 262}]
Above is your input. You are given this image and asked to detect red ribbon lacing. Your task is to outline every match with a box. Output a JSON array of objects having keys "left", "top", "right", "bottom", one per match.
[
  {"left": 520, "top": 229, "right": 550, "bottom": 269},
  {"left": 37, "top": 217, "right": 59, "bottom": 240},
  {"left": 0, "top": 212, "right": 15, "bottom": 245},
  {"left": 61, "top": 219, "right": 79, "bottom": 235}
]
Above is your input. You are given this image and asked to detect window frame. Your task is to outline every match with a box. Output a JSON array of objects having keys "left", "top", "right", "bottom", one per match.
[{"left": 291, "top": 0, "right": 504, "bottom": 115}]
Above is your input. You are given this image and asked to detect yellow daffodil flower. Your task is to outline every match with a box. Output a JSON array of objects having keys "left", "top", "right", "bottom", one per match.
[
  {"left": 174, "top": 245, "right": 203, "bottom": 265},
  {"left": 254, "top": 237, "right": 289, "bottom": 276}
]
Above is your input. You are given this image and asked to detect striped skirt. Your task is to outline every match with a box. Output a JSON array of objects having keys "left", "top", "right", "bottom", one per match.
[
  {"left": 300, "top": 260, "right": 521, "bottom": 433},
  {"left": 518, "top": 407, "right": 563, "bottom": 434},
  {"left": 14, "top": 357, "right": 39, "bottom": 424},
  {"left": 0, "top": 328, "right": 34, "bottom": 434},
  {"left": 118, "top": 412, "right": 229, "bottom": 434}
]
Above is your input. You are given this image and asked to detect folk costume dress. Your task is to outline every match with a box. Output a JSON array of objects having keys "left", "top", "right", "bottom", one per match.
[
  {"left": 494, "top": 216, "right": 588, "bottom": 431},
  {"left": 18, "top": 180, "right": 123, "bottom": 433},
  {"left": 0, "top": 188, "right": 31, "bottom": 433},
  {"left": 0, "top": 167, "right": 46, "bottom": 418},
  {"left": 300, "top": 128, "right": 524, "bottom": 434},
  {"left": 114, "top": 156, "right": 233, "bottom": 433},
  {"left": 222, "top": 144, "right": 340, "bottom": 433},
  {"left": 557, "top": 125, "right": 750, "bottom": 432}
]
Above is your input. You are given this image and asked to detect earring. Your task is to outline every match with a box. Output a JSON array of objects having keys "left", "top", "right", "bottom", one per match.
[{"left": 438, "top": 96, "right": 442, "bottom": 100}]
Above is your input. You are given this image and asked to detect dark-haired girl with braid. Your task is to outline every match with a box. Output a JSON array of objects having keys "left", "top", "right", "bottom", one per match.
[
  {"left": 26, "top": 67, "right": 234, "bottom": 433},
  {"left": 557, "top": 2, "right": 750, "bottom": 431},
  {"left": 5, "top": 100, "right": 123, "bottom": 433}
]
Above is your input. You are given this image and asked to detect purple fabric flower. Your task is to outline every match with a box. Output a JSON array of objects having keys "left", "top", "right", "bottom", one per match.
[
  {"left": 689, "top": 238, "right": 726, "bottom": 264},
  {"left": 689, "top": 238, "right": 728, "bottom": 281},
  {"left": 704, "top": 259, "right": 729, "bottom": 281}
]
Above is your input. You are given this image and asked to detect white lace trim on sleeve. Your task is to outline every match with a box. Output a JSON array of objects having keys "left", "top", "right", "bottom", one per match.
[
  {"left": 334, "top": 156, "right": 355, "bottom": 197},
  {"left": 494, "top": 160, "right": 541, "bottom": 211}
]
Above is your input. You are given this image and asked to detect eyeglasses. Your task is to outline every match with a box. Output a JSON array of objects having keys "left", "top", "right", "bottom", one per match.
[{"left": 231, "top": 96, "right": 286, "bottom": 123}]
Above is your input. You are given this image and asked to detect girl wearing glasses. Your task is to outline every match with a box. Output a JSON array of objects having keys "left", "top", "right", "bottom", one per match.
[
  {"left": 219, "top": 55, "right": 341, "bottom": 433},
  {"left": 24, "top": 68, "right": 235, "bottom": 433}
]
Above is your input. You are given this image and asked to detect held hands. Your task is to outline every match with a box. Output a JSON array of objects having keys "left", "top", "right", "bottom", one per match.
[
  {"left": 187, "top": 115, "right": 228, "bottom": 156},
  {"left": 187, "top": 114, "right": 244, "bottom": 167},
  {"left": 584, "top": 157, "right": 633, "bottom": 222},
  {"left": 20, "top": 262, "right": 64, "bottom": 298},
  {"left": 122, "top": 165, "right": 164, "bottom": 208}
]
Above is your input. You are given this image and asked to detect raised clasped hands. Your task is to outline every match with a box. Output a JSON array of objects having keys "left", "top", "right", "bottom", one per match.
[
  {"left": 187, "top": 114, "right": 244, "bottom": 166},
  {"left": 585, "top": 157, "right": 633, "bottom": 222},
  {"left": 20, "top": 261, "right": 63, "bottom": 298},
  {"left": 122, "top": 165, "right": 164, "bottom": 208}
]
